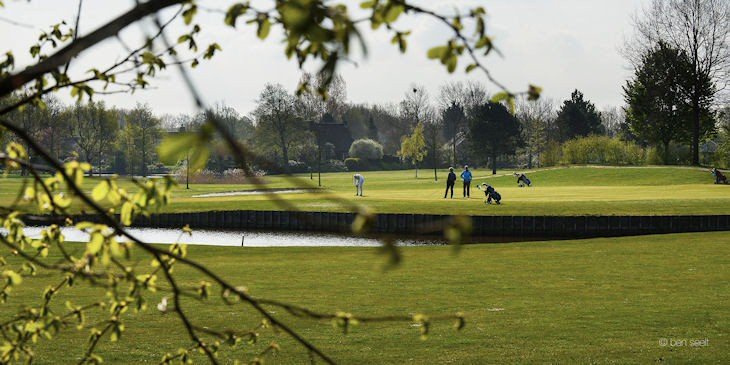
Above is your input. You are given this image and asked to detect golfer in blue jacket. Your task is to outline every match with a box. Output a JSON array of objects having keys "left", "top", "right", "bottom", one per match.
[{"left": 460, "top": 165, "right": 472, "bottom": 198}]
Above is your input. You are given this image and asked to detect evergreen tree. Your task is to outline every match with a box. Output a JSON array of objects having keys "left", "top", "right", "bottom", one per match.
[
  {"left": 555, "top": 90, "right": 603, "bottom": 142},
  {"left": 623, "top": 42, "right": 715, "bottom": 163},
  {"left": 468, "top": 102, "right": 522, "bottom": 174}
]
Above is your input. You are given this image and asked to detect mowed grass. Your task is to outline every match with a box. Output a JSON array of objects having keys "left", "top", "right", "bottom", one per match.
[
  {"left": 3, "top": 232, "right": 728, "bottom": 363},
  {"left": 2, "top": 166, "right": 726, "bottom": 216}
]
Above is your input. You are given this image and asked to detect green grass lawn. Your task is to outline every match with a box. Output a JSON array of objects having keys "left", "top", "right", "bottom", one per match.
[
  {"left": 2, "top": 165, "right": 727, "bottom": 216},
  {"left": 3, "top": 232, "right": 728, "bottom": 364}
]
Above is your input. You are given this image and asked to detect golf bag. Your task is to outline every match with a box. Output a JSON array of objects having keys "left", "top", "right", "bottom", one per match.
[
  {"left": 477, "top": 183, "right": 501, "bottom": 205},
  {"left": 516, "top": 173, "right": 531, "bottom": 187},
  {"left": 712, "top": 168, "right": 728, "bottom": 184}
]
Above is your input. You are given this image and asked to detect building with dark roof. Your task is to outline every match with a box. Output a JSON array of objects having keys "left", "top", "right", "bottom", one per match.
[{"left": 310, "top": 114, "right": 354, "bottom": 160}]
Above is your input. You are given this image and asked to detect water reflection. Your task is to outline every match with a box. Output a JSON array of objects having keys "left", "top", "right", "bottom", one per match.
[{"left": 13, "top": 226, "right": 445, "bottom": 247}]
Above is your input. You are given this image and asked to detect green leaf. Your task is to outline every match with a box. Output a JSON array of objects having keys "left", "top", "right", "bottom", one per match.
[
  {"left": 491, "top": 91, "right": 510, "bottom": 103},
  {"left": 2, "top": 270, "right": 22, "bottom": 285},
  {"left": 203, "top": 43, "right": 222, "bottom": 60},
  {"left": 527, "top": 84, "right": 543, "bottom": 101},
  {"left": 92, "top": 181, "right": 110, "bottom": 202},
  {"left": 257, "top": 18, "right": 271, "bottom": 40},
  {"left": 384, "top": 4, "right": 404, "bottom": 23},
  {"left": 158, "top": 133, "right": 197, "bottom": 165},
  {"left": 426, "top": 46, "right": 447, "bottom": 60},
  {"left": 446, "top": 55, "right": 457, "bottom": 73},
  {"left": 475, "top": 36, "right": 490, "bottom": 49},
  {"left": 182, "top": 4, "right": 197, "bottom": 25},
  {"left": 120, "top": 202, "right": 134, "bottom": 226},
  {"left": 465, "top": 63, "right": 478, "bottom": 73},
  {"left": 507, "top": 96, "right": 516, "bottom": 114},
  {"left": 225, "top": 3, "right": 249, "bottom": 27},
  {"left": 87, "top": 233, "right": 103, "bottom": 255}
]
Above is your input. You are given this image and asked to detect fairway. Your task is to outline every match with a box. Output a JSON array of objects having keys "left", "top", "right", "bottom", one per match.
[
  {"left": 127, "top": 166, "right": 730, "bottom": 216},
  {"left": 3, "top": 232, "right": 727, "bottom": 364},
  {"left": 1, "top": 166, "right": 726, "bottom": 216}
]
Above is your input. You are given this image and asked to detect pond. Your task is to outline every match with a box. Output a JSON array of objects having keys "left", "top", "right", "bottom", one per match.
[{"left": 14, "top": 226, "right": 445, "bottom": 247}]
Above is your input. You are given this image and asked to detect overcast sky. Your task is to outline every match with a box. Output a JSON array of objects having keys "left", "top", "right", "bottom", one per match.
[{"left": 1, "top": 0, "right": 646, "bottom": 116}]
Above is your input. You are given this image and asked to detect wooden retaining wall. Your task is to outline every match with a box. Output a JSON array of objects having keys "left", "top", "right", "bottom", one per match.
[{"left": 24, "top": 211, "right": 730, "bottom": 238}]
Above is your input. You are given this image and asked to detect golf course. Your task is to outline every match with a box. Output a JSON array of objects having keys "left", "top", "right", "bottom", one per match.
[{"left": 0, "top": 166, "right": 728, "bottom": 363}]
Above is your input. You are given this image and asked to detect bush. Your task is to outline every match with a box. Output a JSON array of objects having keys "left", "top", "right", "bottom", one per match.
[
  {"left": 344, "top": 157, "right": 361, "bottom": 171},
  {"left": 645, "top": 143, "right": 691, "bottom": 165},
  {"left": 173, "top": 168, "right": 264, "bottom": 184},
  {"left": 321, "top": 159, "right": 347, "bottom": 172},
  {"left": 714, "top": 138, "right": 730, "bottom": 169},
  {"left": 287, "top": 160, "right": 308, "bottom": 173},
  {"left": 348, "top": 139, "right": 384, "bottom": 160},
  {"left": 540, "top": 141, "right": 563, "bottom": 167},
  {"left": 560, "top": 135, "right": 644, "bottom": 165}
]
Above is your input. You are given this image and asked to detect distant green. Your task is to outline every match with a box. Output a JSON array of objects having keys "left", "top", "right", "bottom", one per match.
[{"left": 2, "top": 166, "right": 727, "bottom": 216}]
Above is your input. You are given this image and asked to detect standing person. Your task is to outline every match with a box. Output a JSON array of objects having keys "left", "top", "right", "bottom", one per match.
[
  {"left": 353, "top": 173, "right": 365, "bottom": 196},
  {"left": 444, "top": 167, "right": 456, "bottom": 198},
  {"left": 460, "top": 165, "right": 472, "bottom": 198}
]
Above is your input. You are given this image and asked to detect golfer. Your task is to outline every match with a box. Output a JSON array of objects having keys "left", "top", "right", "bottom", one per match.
[
  {"left": 444, "top": 167, "right": 456, "bottom": 198},
  {"left": 460, "top": 165, "right": 472, "bottom": 198},
  {"left": 353, "top": 173, "right": 365, "bottom": 196}
]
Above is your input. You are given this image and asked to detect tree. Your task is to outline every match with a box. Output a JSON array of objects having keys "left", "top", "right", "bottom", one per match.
[
  {"left": 296, "top": 73, "right": 347, "bottom": 123},
  {"left": 626, "top": 0, "right": 730, "bottom": 165},
  {"left": 68, "top": 100, "right": 118, "bottom": 174},
  {"left": 2, "top": 93, "right": 47, "bottom": 175},
  {"left": 400, "top": 85, "right": 430, "bottom": 129},
  {"left": 125, "top": 103, "right": 162, "bottom": 177},
  {"left": 600, "top": 106, "right": 626, "bottom": 138},
  {"left": 423, "top": 110, "right": 444, "bottom": 181},
  {"left": 253, "top": 83, "right": 309, "bottom": 170},
  {"left": 624, "top": 42, "right": 715, "bottom": 163},
  {"left": 516, "top": 96, "right": 553, "bottom": 169},
  {"left": 441, "top": 102, "right": 466, "bottom": 166},
  {"left": 715, "top": 105, "right": 730, "bottom": 167},
  {"left": 0, "top": 1, "right": 528, "bottom": 363},
  {"left": 348, "top": 138, "right": 384, "bottom": 160},
  {"left": 437, "top": 80, "right": 489, "bottom": 115},
  {"left": 400, "top": 122, "right": 427, "bottom": 178},
  {"left": 469, "top": 102, "right": 523, "bottom": 174},
  {"left": 555, "top": 90, "right": 604, "bottom": 142},
  {"left": 208, "top": 102, "right": 254, "bottom": 145}
]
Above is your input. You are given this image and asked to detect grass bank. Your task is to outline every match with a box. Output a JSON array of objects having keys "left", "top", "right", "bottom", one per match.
[{"left": 4, "top": 232, "right": 728, "bottom": 363}]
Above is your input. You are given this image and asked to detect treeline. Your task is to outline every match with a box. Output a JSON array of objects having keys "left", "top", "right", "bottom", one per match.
[{"left": 3, "top": 72, "right": 729, "bottom": 178}]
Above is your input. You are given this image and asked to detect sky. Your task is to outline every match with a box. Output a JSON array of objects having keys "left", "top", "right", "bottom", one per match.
[{"left": 0, "top": 0, "right": 647, "bottom": 117}]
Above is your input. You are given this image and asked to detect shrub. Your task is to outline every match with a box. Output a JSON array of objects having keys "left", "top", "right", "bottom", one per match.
[
  {"left": 173, "top": 168, "right": 264, "bottom": 184},
  {"left": 348, "top": 138, "right": 384, "bottom": 160},
  {"left": 560, "top": 135, "right": 644, "bottom": 165},
  {"left": 344, "top": 157, "right": 361, "bottom": 171},
  {"left": 322, "top": 159, "right": 348, "bottom": 172},
  {"left": 714, "top": 138, "right": 730, "bottom": 169},
  {"left": 540, "top": 141, "right": 563, "bottom": 167},
  {"left": 646, "top": 143, "right": 691, "bottom": 165}
]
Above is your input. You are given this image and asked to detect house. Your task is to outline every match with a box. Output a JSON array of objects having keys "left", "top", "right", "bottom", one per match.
[{"left": 310, "top": 114, "right": 354, "bottom": 160}]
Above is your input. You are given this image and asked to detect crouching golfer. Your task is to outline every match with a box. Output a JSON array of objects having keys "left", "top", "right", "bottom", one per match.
[
  {"left": 353, "top": 173, "right": 365, "bottom": 196},
  {"left": 478, "top": 183, "right": 501, "bottom": 205},
  {"left": 444, "top": 167, "right": 456, "bottom": 198},
  {"left": 514, "top": 172, "right": 532, "bottom": 187}
]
